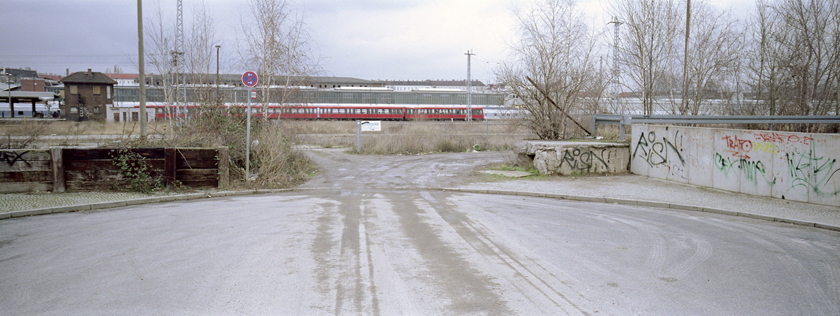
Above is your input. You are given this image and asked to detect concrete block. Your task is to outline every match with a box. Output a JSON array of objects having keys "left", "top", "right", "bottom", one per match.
[
  {"left": 688, "top": 127, "right": 715, "bottom": 187},
  {"left": 516, "top": 141, "right": 629, "bottom": 176},
  {"left": 571, "top": 196, "right": 606, "bottom": 203},
  {"left": 0, "top": 212, "right": 11, "bottom": 220},
  {"left": 671, "top": 204, "right": 704, "bottom": 212},
  {"left": 737, "top": 212, "right": 775, "bottom": 222},
  {"left": 11, "top": 209, "right": 54, "bottom": 218},
  {"left": 815, "top": 223, "right": 840, "bottom": 232},
  {"left": 125, "top": 197, "right": 165, "bottom": 206},
  {"left": 603, "top": 198, "right": 637, "bottom": 205},
  {"left": 633, "top": 200, "right": 669, "bottom": 208},
  {"left": 516, "top": 191, "right": 546, "bottom": 198},
  {"left": 806, "top": 133, "right": 840, "bottom": 206},
  {"left": 702, "top": 207, "right": 736, "bottom": 216},
  {"left": 48, "top": 205, "right": 91, "bottom": 213},
  {"left": 545, "top": 193, "right": 572, "bottom": 200},
  {"left": 89, "top": 200, "right": 128, "bottom": 210},
  {"left": 774, "top": 217, "right": 815, "bottom": 227}
]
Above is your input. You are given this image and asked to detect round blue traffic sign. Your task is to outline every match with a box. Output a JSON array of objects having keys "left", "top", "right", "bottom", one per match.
[{"left": 242, "top": 71, "right": 258, "bottom": 87}]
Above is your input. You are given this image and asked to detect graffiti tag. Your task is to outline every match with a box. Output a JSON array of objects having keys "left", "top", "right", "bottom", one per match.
[
  {"left": 559, "top": 148, "right": 609, "bottom": 172},
  {"left": 785, "top": 149, "right": 840, "bottom": 197},
  {"left": 751, "top": 142, "right": 779, "bottom": 155},
  {"left": 1, "top": 151, "right": 32, "bottom": 167},
  {"left": 633, "top": 131, "right": 685, "bottom": 167},
  {"left": 755, "top": 132, "right": 813, "bottom": 145},
  {"left": 714, "top": 153, "right": 771, "bottom": 185},
  {"left": 720, "top": 135, "right": 753, "bottom": 159}
]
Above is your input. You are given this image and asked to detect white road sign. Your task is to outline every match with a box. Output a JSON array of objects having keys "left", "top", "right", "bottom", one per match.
[{"left": 360, "top": 121, "right": 381, "bottom": 132}]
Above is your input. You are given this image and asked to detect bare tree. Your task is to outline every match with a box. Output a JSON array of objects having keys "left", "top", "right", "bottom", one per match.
[
  {"left": 745, "top": 0, "right": 838, "bottom": 131},
  {"left": 184, "top": 1, "right": 221, "bottom": 109},
  {"left": 239, "top": 0, "right": 317, "bottom": 120},
  {"left": 144, "top": 0, "right": 177, "bottom": 128},
  {"left": 683, "top": 1, "right": 742, "bottom": 115},
  {"left": 496, "top": 0, "right": 601, "bottom": 140},
  {"left": 612, "top": 0, "right": 681, "bottom": 115}
]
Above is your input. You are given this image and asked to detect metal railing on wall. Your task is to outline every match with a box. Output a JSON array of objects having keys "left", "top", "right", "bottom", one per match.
[{"left": 592, "top": 115, "right": 840, "bottom": 140}]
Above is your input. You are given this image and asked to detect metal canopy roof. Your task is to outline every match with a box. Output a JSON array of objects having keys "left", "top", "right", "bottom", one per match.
[{"left": 0, "top": 91, "right": 58, "bottom": 102}]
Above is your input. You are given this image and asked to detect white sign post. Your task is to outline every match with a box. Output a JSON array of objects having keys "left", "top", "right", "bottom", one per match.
[
  {"left": 356, "top": 121, "right": 381, "bottom": 152},
  {"left": 242, "top": 71, "right": 258, "bottom": 181}
]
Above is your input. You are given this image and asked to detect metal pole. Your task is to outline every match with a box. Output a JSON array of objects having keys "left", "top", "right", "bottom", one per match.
[
  {"left": 356, "top": 120, "right": 361, "bottom": 152},
  {"left": 485, "top": 117, "right": 489, "bottom": 150},
  {"left": 246, "top": 89, "right": 251, "bottom": 181},
  {"left": 465, "top": 50, "right": 474, "bottom": 121},
  {"left": 7, "top": 75, "right": 12, "bottom": 118},
  {"left": 215, "top": 45, "right": 220, "bottom": 107},
  {"left": 137, "top": 0, "right": 147, "bottom": 137},
  {"left": 681, "top": 0, "right": 691, "bottom": 115}
]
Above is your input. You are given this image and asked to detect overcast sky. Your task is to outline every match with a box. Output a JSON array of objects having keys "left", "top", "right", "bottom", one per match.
[{"left": 1, "top": 0, "right": 752, "bottom": 83}]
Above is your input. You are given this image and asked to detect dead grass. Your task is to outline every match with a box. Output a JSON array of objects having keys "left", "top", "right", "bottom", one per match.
[
  {"left": 0, "top": 120, "right": 144, "bottom": 136},
  {"left": 285, "top": 119, "right": 533, "bottom": 155}
]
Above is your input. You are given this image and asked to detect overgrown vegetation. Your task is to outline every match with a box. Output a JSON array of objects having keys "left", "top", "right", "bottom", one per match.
[
  {"left": 109, "top": 148, "right": 164, "bottom": 193},
  {"left": 139, "top": 107, "right": 316, "bottom": 189}
]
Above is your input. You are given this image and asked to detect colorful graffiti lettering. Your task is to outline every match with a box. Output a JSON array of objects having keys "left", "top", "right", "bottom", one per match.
[
  {"left": 785, "top": 148, "right": 840, "bottom": 197},
  {"left": 754, "top": 132, "right": 813, "bottom": 145},
  {"left": 714, "top": 153, "right": 771, "bottom": 185},
  {"left": 720, "top": 135, "right": 753, "bottom": 159},
  {"left": 752, "top": 142, "right": 779, "bottom": 155},
  {"left": 633, "top": 131, "right": 685, "bottom": 167},
  {"left": 559, "top": 148, "right": 609, "bottom": 172}
]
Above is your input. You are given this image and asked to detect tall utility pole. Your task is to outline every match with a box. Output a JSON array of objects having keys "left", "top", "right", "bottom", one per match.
[
  {"left": 681, "top": 0, "right": 691, "bottom": 115},
  {"left": 608, "top": 17, "right": 622, "bottom": 115},
  {"left": 215, "top": 45, "right": 221, "bottom": 107},
  {"left": 465, "top": 50, "right": 474, "bottom": 121},
  {"left": 137, "top": 0, "right": 146, "bottom": 137},
  {"left": 173, "top": 0, "right": 184, "bottom": 126}
]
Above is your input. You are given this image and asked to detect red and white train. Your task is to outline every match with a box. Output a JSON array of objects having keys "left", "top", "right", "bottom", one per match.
[{"left": 141, "top": 104, "right": 485, "bottom": 121}]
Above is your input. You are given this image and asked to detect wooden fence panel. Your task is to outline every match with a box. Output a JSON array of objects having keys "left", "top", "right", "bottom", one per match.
[
  {"left": 0, "top": 147, "right": 227, "bottom": 193},
  {"left": 0, "top": 149, "right": 52, "bottom": 193}
]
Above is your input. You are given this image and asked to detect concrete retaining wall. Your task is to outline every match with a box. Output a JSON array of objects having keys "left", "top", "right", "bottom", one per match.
[
  {"left": 631, "top": 125, "right": 840, "bottom": 207},
  {"left": 516, "top": 141, "right": 630, "bottom": 175}
]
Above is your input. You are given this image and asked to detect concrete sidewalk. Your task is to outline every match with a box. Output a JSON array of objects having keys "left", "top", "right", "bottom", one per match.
[
  {"left": 453, "top": 174, "right": 840, "bottom": 232},
  {"left": 2, "top": 174, "right": 838, "bottom": 232}
]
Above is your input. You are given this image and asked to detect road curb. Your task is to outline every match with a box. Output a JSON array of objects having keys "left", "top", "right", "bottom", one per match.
[
  {"left": 5, "top": 187, "right": 839, "bottom": 233},
  {"left": 1, "top": 188, "right": 305, "bottom": 221},
  {"left": 443, "top": 188, "right": 840, "bottom": 233}
]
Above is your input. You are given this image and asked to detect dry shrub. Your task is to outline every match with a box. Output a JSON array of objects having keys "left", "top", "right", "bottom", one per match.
[
  {"left": 0, "top": 120, "right": 49, "bottom": 149},
  {"left": 128, "top": 108, "right": 315, "bottom": 189},
  {"left": 248, "top": 125, "right": 315, "bottom": 188}
]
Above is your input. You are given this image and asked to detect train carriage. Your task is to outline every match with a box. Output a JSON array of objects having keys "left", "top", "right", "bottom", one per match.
[{"left": 141, "top": 103, "right": 483, "bottom": 121}]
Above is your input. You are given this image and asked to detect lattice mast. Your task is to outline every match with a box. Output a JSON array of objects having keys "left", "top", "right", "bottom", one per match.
[{"left": 609, "top": 17, "right": 623, "bottom": 115}]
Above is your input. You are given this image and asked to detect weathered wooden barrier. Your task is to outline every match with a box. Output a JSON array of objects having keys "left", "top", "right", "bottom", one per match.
[{"left": 0, "top": 147, "right": 229, "bottom": 193}]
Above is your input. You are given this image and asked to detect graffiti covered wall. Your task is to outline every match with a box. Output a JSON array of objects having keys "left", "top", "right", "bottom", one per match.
[{"left": 631, "top": 125, "right": 840, "bottom": 207}]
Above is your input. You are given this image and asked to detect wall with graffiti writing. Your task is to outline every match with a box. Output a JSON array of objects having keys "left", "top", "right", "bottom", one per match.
[{"left": 631, "top": 125, "right": 840, "bottom": 207}]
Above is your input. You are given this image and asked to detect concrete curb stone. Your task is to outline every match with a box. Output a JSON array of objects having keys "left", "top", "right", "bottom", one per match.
[
  {"left": 3, "top": 187, "right": 836, "bottom": 233},
  {"left": 440, "top": 188, "right": 834, "bottom": 232}
]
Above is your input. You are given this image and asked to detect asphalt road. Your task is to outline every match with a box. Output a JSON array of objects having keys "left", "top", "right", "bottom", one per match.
[{"left": 1, "top": 149, "right": 838, "bottom": 315}]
